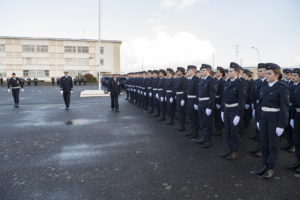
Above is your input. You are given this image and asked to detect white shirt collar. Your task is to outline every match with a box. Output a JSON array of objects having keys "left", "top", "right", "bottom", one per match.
[
  {"left": 202, "top": 75, "right": 209, "bottom": 80},
  {"left": 268, "top": 80, "right": 278, "bottom": 87},
  {"left": 261, "top": 78, "right": 266, "bottom": 82},
  {"left": 230, "top": 77, "right": 237, "bottom": 82},
  {"left": 295, "top": 82, "right": 299, "bottom": 86}
]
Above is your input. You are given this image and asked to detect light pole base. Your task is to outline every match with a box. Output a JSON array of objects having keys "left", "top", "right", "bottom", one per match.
[{"left": 80, "top": 90, "right": 110, "bottom": 97}]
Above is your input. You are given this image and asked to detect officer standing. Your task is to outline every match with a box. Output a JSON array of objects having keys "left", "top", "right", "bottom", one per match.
[
  {"left": 157, "top": 70, "right": 167, "bottom": 121},
  {"left": 60, "top": 71, "right": 73, "bottom": 110},
  {"left": 7, "top": 73, "right": 24, "bottom": 108},
  {"left": 51, "top": 77, "right": 55, "bottom": 86},
  {"left": 165, "top": 68, "right": 176, "bottom": 125},
  {"left": 108, "top": 74, "right": 121, "bottom": 112},
  {"left": 221, "top": 62, "right": 246, "bottom": 160},
  {"left": 173, "top": 67, "right": 187, "bottom": 131},
  {"left": 214, "top": 66, "right": 225, "bottom": 136},
  {"left": 288, "top": 68, "right": 300, "bottom": 173},
  {"left": 185, "top": 65, "right": 200, "bottom": 138},
  {"left": 0, "top": 76, "right": 3, "bottom": 86},
  {"left": 192, "top": 64, "right": 217, "bottom": 148},
  {"left": 251, "top": 63, "right": 289, "bottom": 180},
  {"left": 27, "top": 77, "right": 31, "bottom": 86},
  {"left": 34, "top": 77, "right": 38, "bottom": 86}
]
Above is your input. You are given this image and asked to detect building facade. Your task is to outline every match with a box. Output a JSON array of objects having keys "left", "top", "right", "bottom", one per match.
[{"left": 0, "top": 36, "right": 121, "bottom": 81}]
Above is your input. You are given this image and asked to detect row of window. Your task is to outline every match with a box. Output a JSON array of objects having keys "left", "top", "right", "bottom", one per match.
[
  {"left": 23, "top": 70, "right": 49, "bottom": 77},
  {"left": 0, "top": 44, "right": 105, "bottom": 54}
]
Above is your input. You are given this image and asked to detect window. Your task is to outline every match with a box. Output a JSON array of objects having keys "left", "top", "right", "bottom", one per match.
[
  {"left": 65, "top": 58, "right": 78, "bottom": 66},
  {"left": 36, "top": 45, "right": 48, "bottom": 53},
  {"left": 22, "top": 45, "right": 35, "bottom": 53},
  {"left": 0, "top": 44, "right": 5, "bottom": 52},
  {"left": 37, "top": 70, "right": 49, "bottom": 77},
  {"left": 78, "top": 46, "right": 89, "bottom": 54},
  {"left": 100, "top": 59, "right": 104, "bottom": 66},
  {"left": 23, "top": 57, "right": 35, "bottom": 65},
  {"left": 35, "top": 57, "right": 48, "bottom": 65},
  {"left": 100, "top": 47, "right": 104, "bottom": 54},
  {"left": 78, "top": 58, "right": 89, "bottom": 66},
  {"left": 0, "top": 58, "right": 3, "bottom": 64},
  {"left": 23, "top": 70, "right": 49, "bottom": 77},
  {"left": 64, "top": 46, "right": 76, "bottom": 53}
]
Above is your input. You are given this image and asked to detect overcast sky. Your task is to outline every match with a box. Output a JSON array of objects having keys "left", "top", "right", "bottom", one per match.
[{"left": 1, "top": 0, "right": 300, "bottom": 72}]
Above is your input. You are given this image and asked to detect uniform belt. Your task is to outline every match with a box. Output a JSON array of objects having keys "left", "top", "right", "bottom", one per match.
[
  {"left": 261, "top": 107, "right": 280, "bottom": 112},
  {"left": 225, "top": 103, "right": 238, "bottom": 108},
  {"left": 153, "top": 88, "right": 158, "bottom": 91},
  {"left": 141, "top": 87, "right": 145, "bottom": 89},
  {"left": 148, "top": 87, "right": 152, "bottom": 89},
  {"left": 11, "top": 87, "right": 20, "bottom": 89},
  {"left": 216, "top": 96, "right": 220, "bottom": 99},
  {"left": 176, "top": 92, "right": 184, "bottom": 95},
  {"left": 157, "top": 88, "right": 163, "bottom": 91},
  {"left": 289, "top": 103, "right": 292, "bottom": 106},
  {"left": 199, "top": 97, "right": 209, "bottom": 101},
  {"left": 256, "top": 100, "right": 259, "bottom": 104},
  {"left": 187, "top": 95, "right": 197, "bottom": 98},
  {"left": 296, "top": 108, "right": 300, "bottom": 112},
  {"left": 166, "top": 90, "right": 173, "bottom": 93}
]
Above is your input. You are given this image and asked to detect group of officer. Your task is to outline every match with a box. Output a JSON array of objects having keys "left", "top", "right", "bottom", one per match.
[
  {"left": 7, "top": 71, "right": 74, "bottom": 110},
  {"left": 125, "top": 62, "right": 300, "bottom": 180}
]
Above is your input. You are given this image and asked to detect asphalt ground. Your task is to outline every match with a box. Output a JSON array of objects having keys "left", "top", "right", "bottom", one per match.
[{"left": 0, "top": 85, "right": 299, "bottom": 200}]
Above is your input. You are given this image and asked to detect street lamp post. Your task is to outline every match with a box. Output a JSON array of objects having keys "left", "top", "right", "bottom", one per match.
[{"left": 251, "top": 46, "right": 260, "bottom": 64}]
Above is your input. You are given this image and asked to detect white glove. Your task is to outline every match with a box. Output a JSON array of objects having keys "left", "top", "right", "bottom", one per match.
[
  {"left": 134, "top": 89, "right": 136, "bottom": 92},
  {"left": 290, "top": 119, "right": 294, "bottom": 129},
  {"left": 170, "top": 97, "right": 174, "bottom": 103},
  {"left": 21, "top": 88, "right": 24, "bottom": 92},
  {"left": 138, "top": 90, "right": 140, "bottom": 94},
  {"left": 145, "top": 92, "right": 147, "bottom": 96},
  {"left": 160, "top": 97, "right": 164, "bottom": 102},
  {"left": 149, "top": 93, "right": 152, "bottom": 97},
  {"left": 233, "top": 116, "right": 240, "bottom": 126},
  {"left": 174, "top": 96, "right": 176, "bottom": 100},
  {"left": 8, "top": 89, "right": 10, "bottom": 93},
  {"left": 194, "top": 104, "right": 198, "bottom": 110},
  {"left": 252, "top": 104, "right": 255, "bottom": 110},
  {"left": 206, "top": 108, "right": 212, "bottom": 116},
  {"left": 256, "top": 122, "right": 259, "bottom": 130},
  {"left": 181, "top": 100, "right": 185, "bottom": 106},
  {"left": 221, "top": 112, "right": 224, "bottom": 122},
  {"left": 165, "top": 97, "right": 167, "bottom": 101},
  {"left": 71, "top": 90, "right": 73, "bottom": 94},
  {"left": 156, "top": 93, "right": 159, "bottom": 99},
  {"left": 252, "top": 109, "right": 255, "bottom": 118},
  {"left": 60, "top": 90, "right": 63, "bottom": 95},
  {"left": 276, "top": 127, "right": 284, "bottom": 136},
  {"left": 245, "top": 104, "right": 250, "bottom": 110},
  {"left": 216, "top": 104, "right": 221, "bottom": 109}
]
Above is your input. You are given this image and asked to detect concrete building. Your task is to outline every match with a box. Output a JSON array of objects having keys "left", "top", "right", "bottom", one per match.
[{"left": 0, "top": 36, "right": 121, "bottom": 81}]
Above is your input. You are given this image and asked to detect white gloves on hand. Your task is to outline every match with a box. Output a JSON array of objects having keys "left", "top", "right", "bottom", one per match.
[
  {"left": 252, "top": 109, "right": 256, "bottom": 118},
  {"left": 290, "top": 119, "right": 294, "bottom": 129},
  {"left": 160, "top": 97, "right": 164, "bottom": 102},
  {"left": 233, "top": 116, "right": 240, "bottom": 126},
  {"left": 181, "top": 100, "right": 185, "bottom": 106},
  {"left": 245, "top": 104, "right": 250, "bottom": 110},
  {"left": 165, "top": 97, "right": 167, "bottom": 101},
  {"left": 60, "top": 90, "right": 63, "bottom": 95},
  {"left": 156, "top": 93, "right": 159, "bottom": 99},
  {"left": 71, "top": 90, "right": 73, "bottom": 94},
  {"left": 144, "top": 92, "right": 147, "bottom": 96},
  {"left": 194, "top": 104, "right": 198, "bottom": 110},
  {"left": 149, "top": 93, "right": 152, "bottom": 97},
  {"left": 221, "top": 112, "right": 224, "bottom": 122},
  {"left": 8, "top": 89, "right": 10, "bottom": 93},
  {"left": 256, "top": 122, "right": 259, "bottom": 130},
  {"left": 21, "top": 89, "right": 24, "bottom": 92},
  {"left": 170, "top": 97, "right": 174, "bottom": 103},
  {"left": 216, "top": 104, "right": 221, "bottom": 109},
  {"left": 206, "top": 108, "right": 212, "bottom": 116},
  {"left": 276, "top": 127, "right": 284, "bottom": 136}
]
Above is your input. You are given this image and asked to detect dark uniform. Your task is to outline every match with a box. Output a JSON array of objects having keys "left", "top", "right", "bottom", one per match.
[
  {"left": 173, "top": 67, "right": 187, "bottom": 131},
  {"left": 193, "top": 64, "right": 217, "bottom": 148},
  {"left": 214, "top": 67, "right": 225, "bottom": 135},
  {"left": 221, "top": 62, "right": 246, "bottom": 160},
  {"left": 60, "top": 75, "right": 73, "bottom": 110},
  {"left": 51, "top": 77, "right": 55, "bottom": 86},
  {"left": 185, "top": 65, "right": 200, "bottom": 138},
  {"left": 157, "top": 70, "right": 167, "bottom": 121},
  {"left": 27, "top": 77, "right": 31, "bottom": 86},
  {"left": 108, "top": 77, "right": 121, "bottom": 112},
  {"left": 255, "top": 63, "right": 289, "bottom": 180},
  {"left": 34, "top": 78, "right": 38, "bottom": 86},
  {"left": 0, "top": 77, "right": 3, "bottom": 86},
  {"left": 288, "top": 68, "right": 300, "bottom": 173},
  {"left": 8, "top": 74, "right": 24, "bottom": 107},
  {"left": 147, "top": 71, "right": 155, "bottom": 113},
  {"left": 165, "top": 68, "right": 176, "bottom": 125}
]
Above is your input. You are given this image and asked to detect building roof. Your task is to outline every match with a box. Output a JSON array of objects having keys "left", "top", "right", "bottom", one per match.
[{"left": 0, "top": 36, "right": 122, "bottom": 44}]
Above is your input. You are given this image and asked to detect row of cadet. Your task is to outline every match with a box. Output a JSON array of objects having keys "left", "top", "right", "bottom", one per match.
[{"left": 124, "top": 62, "right": 300, "bottom": 180}]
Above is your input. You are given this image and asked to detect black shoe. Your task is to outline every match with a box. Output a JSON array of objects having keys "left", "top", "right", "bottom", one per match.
[
  {"left": 66, "top": 107, "right": 69, "bottom": 110},
  {"left": 288, "top": 160, "right": 300, "bottom": 170},
  {"left": 201, "top": 140, "right": 212, "bottom": 148},
  {"left": 288, "top": 146, "right": 295, "bottom": 153},
  {"left": 295, "top": 167, "right": 300, "bottom": 173},
  {"left": 226, "top": 152, "right": 239, "bottom": 160},
  {"left": 258, "top": 169, "right": 274, "bottom": 180},
  {"left": 192, "top": 137, "right": 206, "bottom": 144},
  {"left": 185, "top": 131, "right": 195, "bottom": 137},
  {"left": 221, "top": 148, "right": 232, "bottom": 158},
  {"left": 253, "top": 151, "right": 262, "bottom": 158},
  {"left": 115, "top": 109, "right": 119, "bottom": 113},
  {"left": 111, "top": 108, "right": 115, "bottom": 111},
  {"left": 14, "top": 104, "right": 19, "bottom": 108},
  {"left": 250, "top": 165, "right": 268, "bottom": 175}
]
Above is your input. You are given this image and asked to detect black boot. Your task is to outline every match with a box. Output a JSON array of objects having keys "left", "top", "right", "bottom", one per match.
[
  {"left": 192, "top": 136, "right": 206, "bottom": 144},
  {"left": 288, "top": 159, "right": 300, "bottom": 170},
  {"left": 258, "top": 169, "right": 275, "bottom": 180},
  {"left": 226, "top": 152, "right": 239, "bottom": 160},
  {"left": 221, "top": 148, "right": 232, "bottom": 158},
  {"left": 250, "top": 165, "right": 268, "bottom": 175},
  {"left": 201, "top": 138, "right": 212, "bottom": 148}
]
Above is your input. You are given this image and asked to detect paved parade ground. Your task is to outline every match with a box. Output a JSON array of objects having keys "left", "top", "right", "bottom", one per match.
[{"left": 0, "top": 85, "right": 300, "bottom": 200}]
